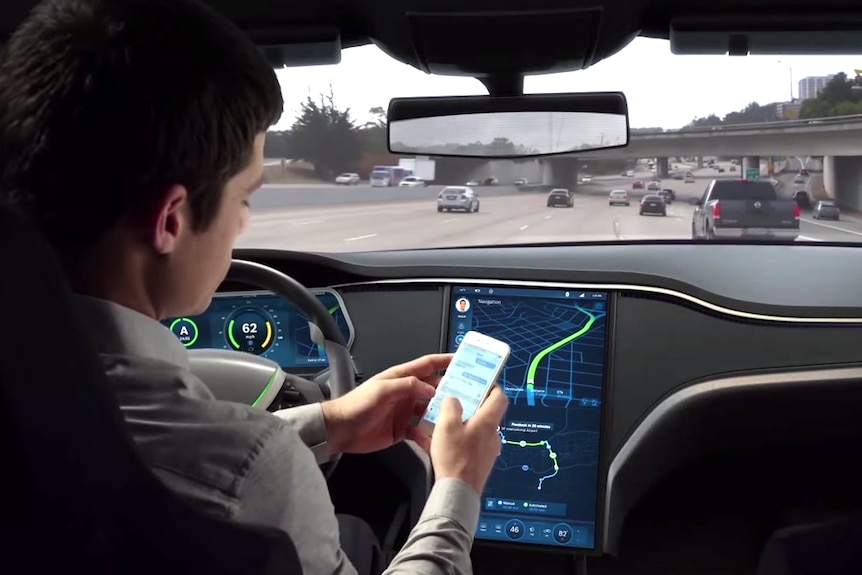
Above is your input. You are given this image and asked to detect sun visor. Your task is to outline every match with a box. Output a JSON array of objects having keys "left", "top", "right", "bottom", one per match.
[
  {"left": 254, "top": 26, "right": 342, "bottom": 67},
  {"left": 405, "top": 9, "right": 603, "bottom": 76},
  {"left": 670, "top": 14, "right": 862, "bottom": 55}
]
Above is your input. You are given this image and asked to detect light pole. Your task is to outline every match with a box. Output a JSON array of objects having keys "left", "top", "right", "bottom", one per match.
[{"left": 778, "top": 59, "right": 793, "bottom": 100}]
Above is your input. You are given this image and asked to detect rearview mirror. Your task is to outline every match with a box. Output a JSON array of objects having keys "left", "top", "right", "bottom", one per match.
[{"left": 387, "top": 92, "right": 629, "bottom": 158}]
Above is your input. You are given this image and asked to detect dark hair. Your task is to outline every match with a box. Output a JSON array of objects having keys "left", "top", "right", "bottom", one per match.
[{"left": 0, "top": 0, "right": 283, "bottom": 257}]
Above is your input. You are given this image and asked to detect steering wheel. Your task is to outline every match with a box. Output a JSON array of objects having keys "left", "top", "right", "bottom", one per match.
[{"left": 186, "top": 259, "right": 357, "bottom": 477}]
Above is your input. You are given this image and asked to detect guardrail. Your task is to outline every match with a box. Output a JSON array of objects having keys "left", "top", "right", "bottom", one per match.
[{"left": 638, "top": 113, "right": 862, "bottom": 136}]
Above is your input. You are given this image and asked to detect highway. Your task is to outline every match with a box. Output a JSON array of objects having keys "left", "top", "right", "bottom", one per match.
[{"left": 237, "top": 165, "right": 862, "bottom": 252}]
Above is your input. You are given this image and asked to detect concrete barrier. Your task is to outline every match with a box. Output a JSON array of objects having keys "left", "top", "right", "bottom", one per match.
[{"left": 249, "top": 183, "right": 530, "bottom": 210}]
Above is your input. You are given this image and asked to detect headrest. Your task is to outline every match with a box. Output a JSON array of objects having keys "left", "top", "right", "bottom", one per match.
[{"left": 0, "top": 203, "right": 302, "bottom": 573}]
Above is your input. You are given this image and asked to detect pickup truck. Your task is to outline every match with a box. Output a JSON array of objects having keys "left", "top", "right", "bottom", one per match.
[{"left": 691, "top": 179, "right": 800, "bottom": 240}]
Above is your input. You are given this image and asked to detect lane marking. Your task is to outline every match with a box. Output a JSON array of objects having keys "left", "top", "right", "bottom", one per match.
[
  {"left": 290, "top": 219, "right": 324, "bottom": 226},
  {"left": 342, "top": 233, "right": 378, "bottom": 242},
  {"left": 613, "top": 219, "right": 625, "bottom": 240},
  {"left": 442, "top": 218, "right": 458, "bottom": 224},
  {"left": 519, "top": 225, "right": 529, "bottom": 231},
  {"left": 544, "top": 215, "right": 552, "bottom": 219},
  {"left": 798, "top": 235, "right": 823, "bottom": 241},
  {"left": 802, "top": 218, "right": 862, "bottom": 237}
]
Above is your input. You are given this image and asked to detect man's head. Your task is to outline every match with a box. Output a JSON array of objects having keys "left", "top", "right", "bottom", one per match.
[{"left": 0, "top": 0, "right": 283, "bottom": 318}]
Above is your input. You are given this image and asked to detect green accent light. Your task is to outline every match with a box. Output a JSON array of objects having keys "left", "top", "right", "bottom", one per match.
[{"left": 252, "top": 369, "right": 281, "bottom": 408}]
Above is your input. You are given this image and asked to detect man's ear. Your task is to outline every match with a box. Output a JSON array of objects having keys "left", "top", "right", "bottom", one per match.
[{"left": 148, "top": 184, "right": 189, "bottom": 255}]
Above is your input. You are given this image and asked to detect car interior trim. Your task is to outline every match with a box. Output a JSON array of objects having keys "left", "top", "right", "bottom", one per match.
[
  {"left": 329, "top": 278, "right": 862, "bottom": 324},
  {"left": 602, "top": 364, "right": 862, "bottom": 550}
]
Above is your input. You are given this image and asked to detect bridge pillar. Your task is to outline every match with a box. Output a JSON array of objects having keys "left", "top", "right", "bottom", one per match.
[
  {"left": 697, "top": 156, "right": 704, "bottom": 169},
  {"left": 541, "top": 160, "right": 554, "bottom": 185},
  {"left": 742, "top": 156, "right": 761, "bottom": 179},
  {"left": 823, "top": 156, "right": 862, "bottom": 209},
  {"left": 545, "top": 158, "right": 578, "bottom": 189},
  {"left": 656, "top": 157, "right": 670, "bottom": 178}
]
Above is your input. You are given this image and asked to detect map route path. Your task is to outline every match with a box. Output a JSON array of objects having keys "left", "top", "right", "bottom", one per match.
[
  {"left": 498, "top": 430, "right": 560, "bottom": 489},
  {"left": 496, "top": 304, "right": 602, "bottom": 489},
  {"left": 525, "top": 307, "right": 597, "bottom": 406}
]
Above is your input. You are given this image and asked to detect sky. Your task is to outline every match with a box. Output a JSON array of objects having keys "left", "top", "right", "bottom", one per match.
[{"left": 271, "top": 36, "right": 862, "bottom": 131}]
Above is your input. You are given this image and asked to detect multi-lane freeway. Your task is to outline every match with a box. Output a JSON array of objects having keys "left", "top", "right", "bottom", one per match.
[{"left": 238, "top": 165, "right": 862, "bottom": 252}]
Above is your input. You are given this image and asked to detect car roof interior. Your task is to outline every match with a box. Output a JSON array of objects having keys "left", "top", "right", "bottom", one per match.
[
  {"left": 5, "top": 0, "right": 862, "bottom": 91},
  {"left": 4, "top": 1, "right": 862, "bottom": 574}
]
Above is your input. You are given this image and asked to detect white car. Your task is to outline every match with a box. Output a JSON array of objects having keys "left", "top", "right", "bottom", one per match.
[
  {"left": 647, "top": 180, "right": 661, "bottom": 191},
  {"left": 398, "top": 176, "right": 427, "bottom": 188},
  {"left": 334, "top": 172, "right": 360, "bottom": 185},
  {"left": 581, "top": 175, "right": 593, "bottom": 183},
  {"left": 609, "top": 189, "right": 630, "bottom": 206},
  {"left": 437, "top": 186, "right": 479, "bottom": 212}
]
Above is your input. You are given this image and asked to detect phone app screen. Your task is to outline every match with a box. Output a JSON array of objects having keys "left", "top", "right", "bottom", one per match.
[{"left": 424, "top": 343, "right": 503, "bottom": 423}]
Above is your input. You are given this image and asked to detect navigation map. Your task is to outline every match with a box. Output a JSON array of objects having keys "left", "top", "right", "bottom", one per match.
[
  {"left": 448, "top": 286, "right": 607, "bottom": 548},
  {"left": 292, "top": 291, "right": 353, "bottom": 364}
]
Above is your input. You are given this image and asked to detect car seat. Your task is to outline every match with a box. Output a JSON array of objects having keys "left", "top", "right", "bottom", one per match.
[{"left": 0, "top": 203, "right": 302, "bottom": 574}]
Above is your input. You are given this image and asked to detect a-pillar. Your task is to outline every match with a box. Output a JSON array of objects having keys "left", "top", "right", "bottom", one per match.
[
  {"left": 656, "top": 157, "right": 670, "bottom": 178},
  {"left": 742, "top": 156, "right": 761, "bottom": 179}
]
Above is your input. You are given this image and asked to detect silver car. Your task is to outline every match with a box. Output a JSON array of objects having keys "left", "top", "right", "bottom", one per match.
[
  {"left": 812, "top": 200, "right": 840, "bottom": 220},
  {"left": 437, "top": 186, "right": 479, "bottom": 212}
]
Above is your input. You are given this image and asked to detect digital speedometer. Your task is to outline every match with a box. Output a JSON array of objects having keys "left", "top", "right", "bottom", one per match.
[{"left": 224, "top": 307, "right": 276, "bottom": 355}]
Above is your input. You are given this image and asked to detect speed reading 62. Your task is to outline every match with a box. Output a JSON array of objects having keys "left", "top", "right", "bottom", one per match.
[{"left": 225, "top": 307, "right": 276, "bottom": 355}]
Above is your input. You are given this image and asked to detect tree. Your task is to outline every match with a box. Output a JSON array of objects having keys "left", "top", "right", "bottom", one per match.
[
  {"left": 357, "top": 106, "right": 388, "bottom": 155},
  {"left": 799, "top": 72, "right": 862, "bottom": 119},
  {"left": 288, "top": 88, "right": 362, "bottom": 178},
  {"left": 684, "top": 102, "right": 779, "bottom": 130},
  {"left": 364, "top": 106, "right": 387, "bottom": 129},
  {"left": 263, "top": 131, "right": 291, "bottom": 158}
]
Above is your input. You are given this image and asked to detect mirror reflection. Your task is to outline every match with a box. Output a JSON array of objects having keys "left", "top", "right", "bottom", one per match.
[{"left": 389, "top": 111, "right": 629, "bottom": 157}]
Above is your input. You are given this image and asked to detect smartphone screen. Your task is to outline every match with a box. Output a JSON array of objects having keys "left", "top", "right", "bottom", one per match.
[{"left": 423, "top": 340, "right": 507, "bottom": 424}]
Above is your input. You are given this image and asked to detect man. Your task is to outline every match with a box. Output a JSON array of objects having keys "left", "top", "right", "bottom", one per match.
[{"left": 0, "top": 1, "right": 509, "bottom": 574}]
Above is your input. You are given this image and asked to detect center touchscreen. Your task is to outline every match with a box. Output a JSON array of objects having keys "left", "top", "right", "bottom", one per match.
[{"left": 447, "top": 285, "right": 609, "bottom": 551}]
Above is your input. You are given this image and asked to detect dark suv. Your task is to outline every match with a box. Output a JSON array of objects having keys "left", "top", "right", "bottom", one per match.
[{"left": 547, "top": 188, "right": 574, "bottom": 207}]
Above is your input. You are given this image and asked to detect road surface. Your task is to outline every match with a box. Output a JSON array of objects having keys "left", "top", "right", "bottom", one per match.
[{"left": 236, "top": 172, "right": 862, "bottom": 252}]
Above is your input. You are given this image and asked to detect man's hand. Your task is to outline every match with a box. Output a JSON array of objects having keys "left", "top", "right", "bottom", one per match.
[
  {"left": 321, "top": 353, "right": 453, "bottom": 455},
  {"left": 429, "top": 386, "right": 509, "bottom": 494}
]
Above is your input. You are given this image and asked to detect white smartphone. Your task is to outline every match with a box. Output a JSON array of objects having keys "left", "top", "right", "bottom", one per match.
[{"left": 418, "top": 331, "right": 511, "bottom": 435}]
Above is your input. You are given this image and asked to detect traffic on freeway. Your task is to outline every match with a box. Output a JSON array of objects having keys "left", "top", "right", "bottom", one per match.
[{"left": 240, "top": 162, "right": 861, "bottom": 252}]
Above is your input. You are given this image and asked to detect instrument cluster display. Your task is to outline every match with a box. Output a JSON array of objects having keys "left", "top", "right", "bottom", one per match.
[{"left": 162, "top": 289, "right": 354, "bottom": 369}]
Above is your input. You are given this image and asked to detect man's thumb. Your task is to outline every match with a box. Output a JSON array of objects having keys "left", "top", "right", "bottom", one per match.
[{"left": 437, "top": 396, "right": 463, "bottom": 427}]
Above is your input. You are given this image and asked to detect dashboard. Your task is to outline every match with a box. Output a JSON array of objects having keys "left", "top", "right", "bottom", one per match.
[{"left": 170, "top": 241, "right": 862, "bottom": 560}]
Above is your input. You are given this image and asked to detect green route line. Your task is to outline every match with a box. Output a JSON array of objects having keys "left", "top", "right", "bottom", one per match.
[
  {"left": 328, "top": 304, "right": 339, "bottom": 314},
  {"left": 498, "top": 432, "right": 560, "bottom": 489},
  {"left": 525, "top": 308, "right": 597, "bottom": 399}
]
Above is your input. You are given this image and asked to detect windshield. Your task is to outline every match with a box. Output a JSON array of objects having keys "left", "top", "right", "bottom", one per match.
[{"left": 239, "top": 39, "right": 862, "bottom": 252}]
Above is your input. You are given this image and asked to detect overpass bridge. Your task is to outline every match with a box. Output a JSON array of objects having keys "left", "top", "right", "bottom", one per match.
[
  {"left": 470, "top": 113, "right": 862, "bottom": 210},
  {"left": 570, "top": 113, "right": 862, "bottom": 159}
]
